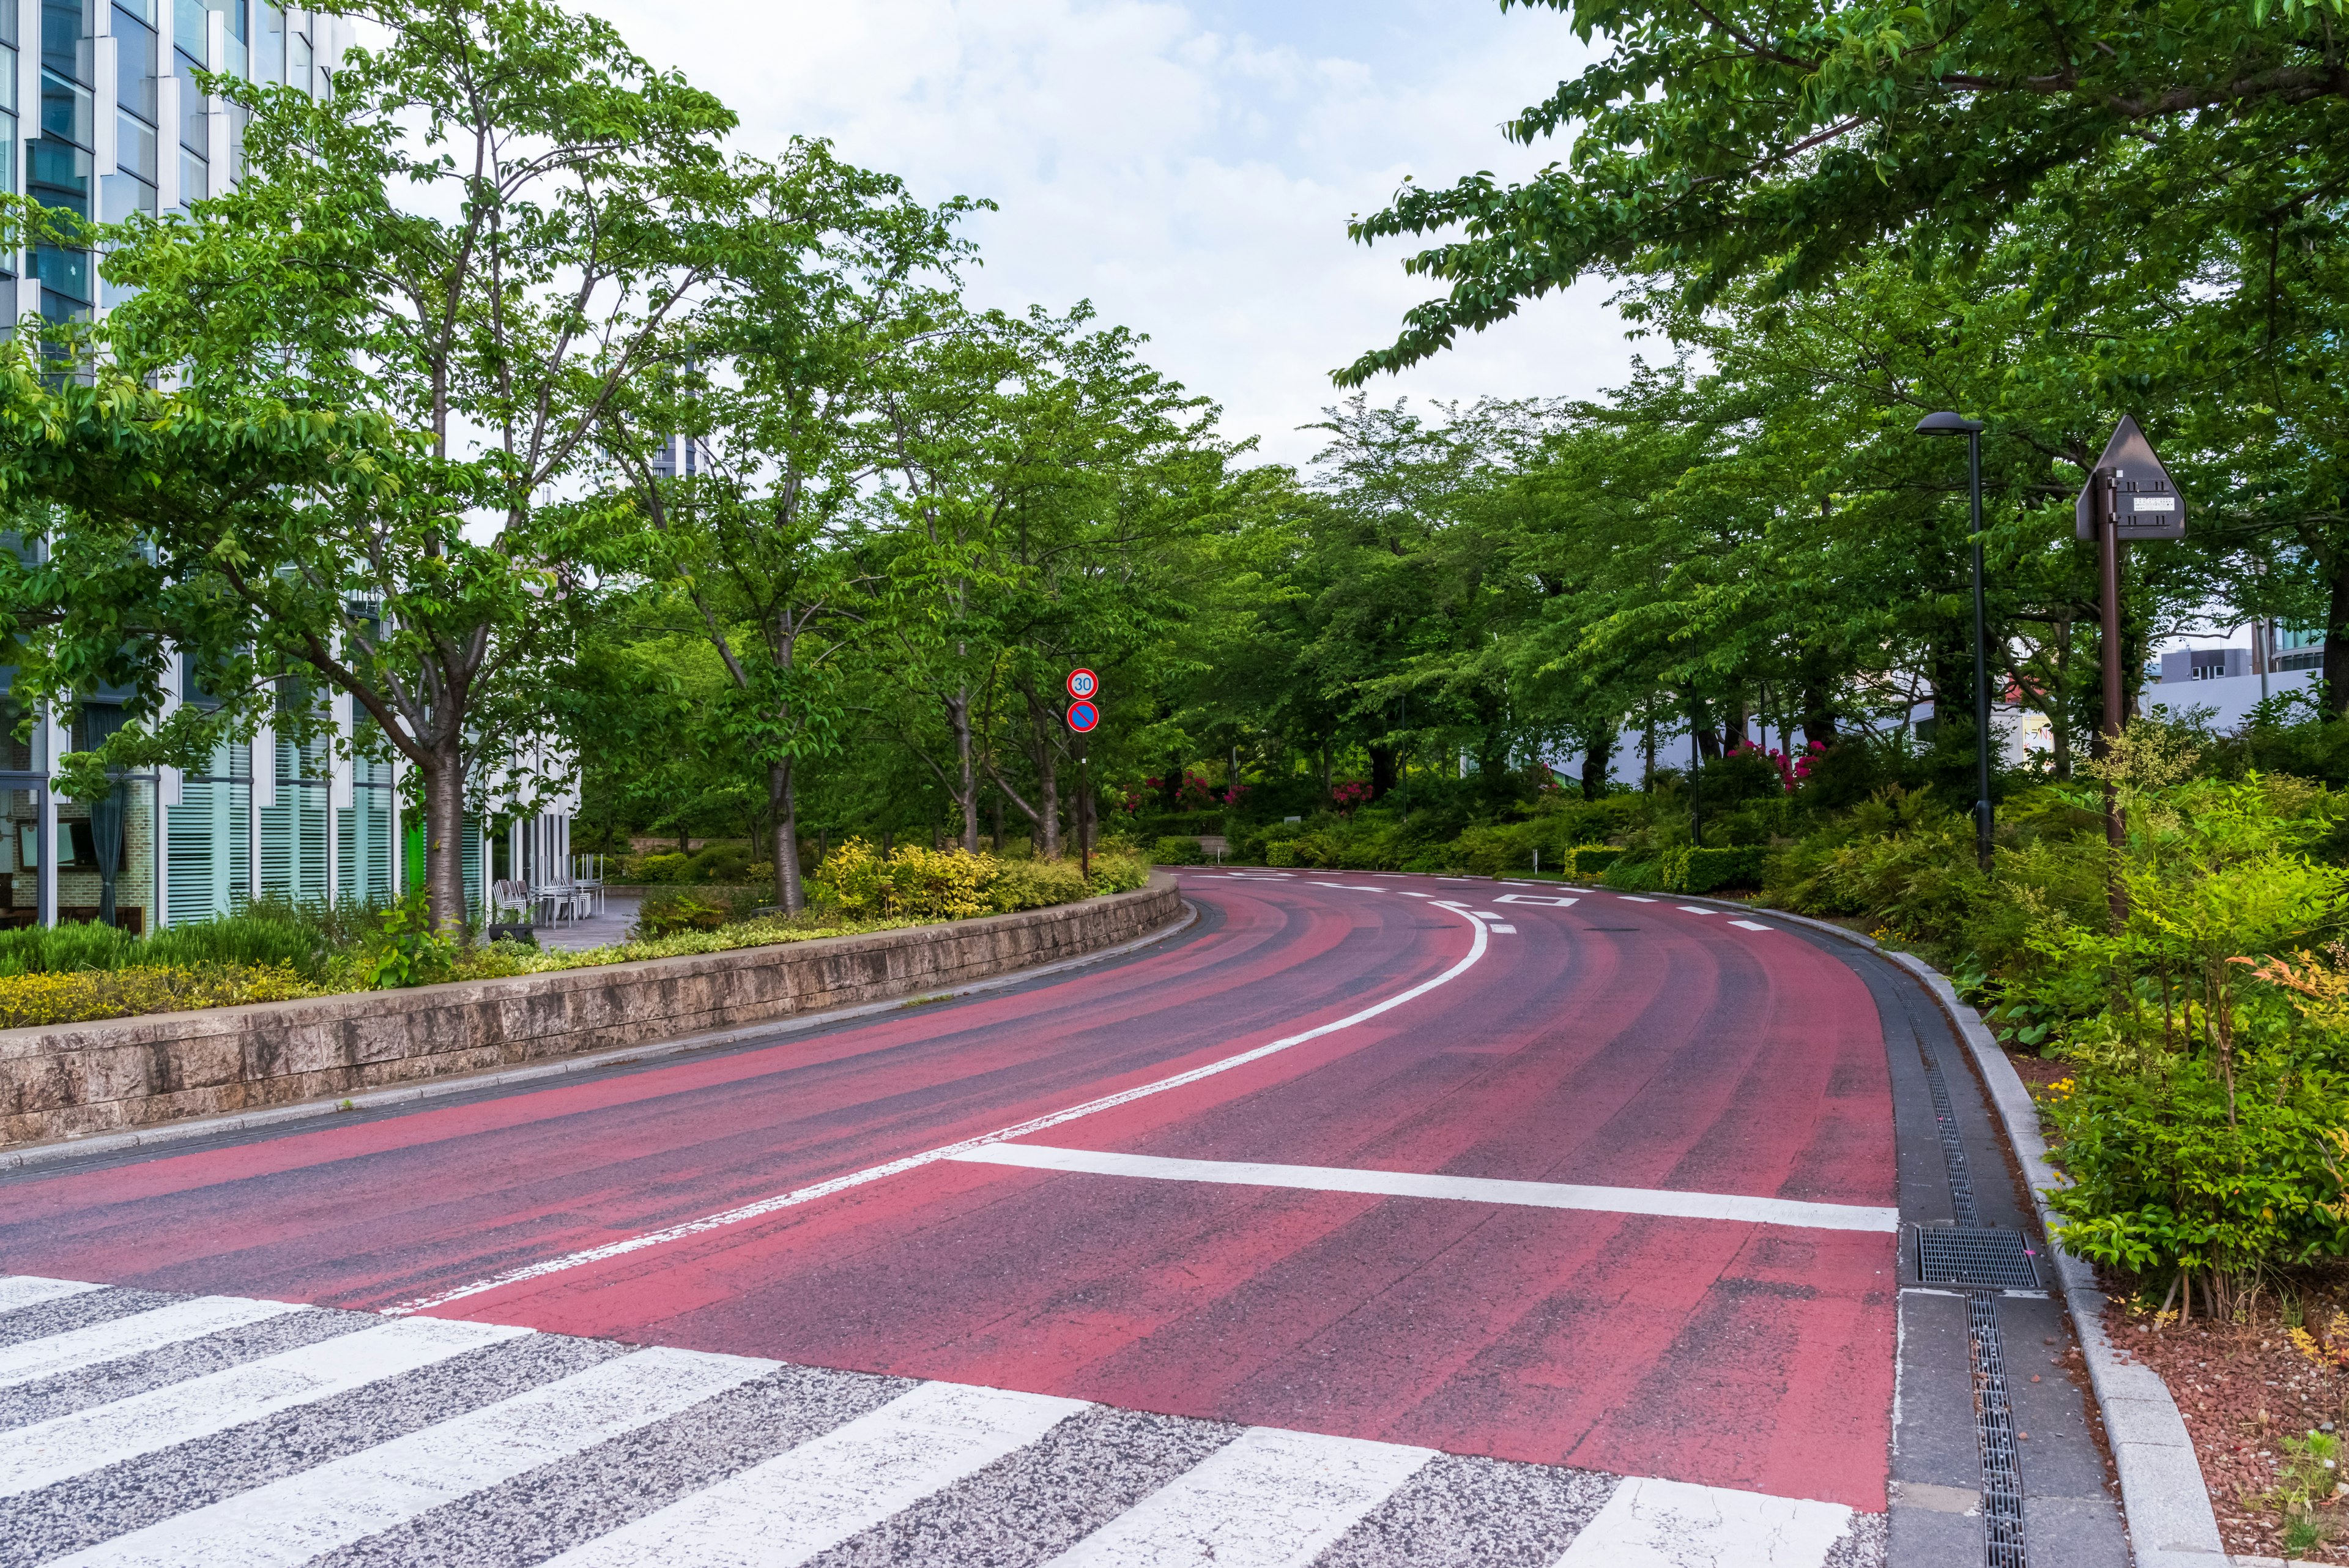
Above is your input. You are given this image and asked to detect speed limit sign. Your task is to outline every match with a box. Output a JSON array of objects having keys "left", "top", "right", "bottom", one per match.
[{"left": 1066, "top": 668, "right": 1098, "bottom": 700}]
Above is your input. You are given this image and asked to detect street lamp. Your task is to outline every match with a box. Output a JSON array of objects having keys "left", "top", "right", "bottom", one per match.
[{"left": 1913, "top": 411, "right": 1994, "bottom": 874}]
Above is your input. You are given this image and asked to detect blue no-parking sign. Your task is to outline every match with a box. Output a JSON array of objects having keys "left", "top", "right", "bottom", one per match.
[{"left": 1066, "top": 700, "right": 1100, "bottom": 734}]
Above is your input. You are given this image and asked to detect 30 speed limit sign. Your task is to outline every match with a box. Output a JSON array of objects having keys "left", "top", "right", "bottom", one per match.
[{"left": 1066, "top": 668, "right": 1098, "bottom": 700}]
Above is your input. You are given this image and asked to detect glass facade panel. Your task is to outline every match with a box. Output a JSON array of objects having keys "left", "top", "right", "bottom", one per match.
[
  {"left": 253, "top": 0, "right": 278, "bottom": 86},
  {"left": 287, "top": 24, "right": 304, "bottom": 94},
  {"left": 175, "top": 51, "right": 203, "bottom": 147},
  {"left": 40, "top": 67, "right": 91, "bottom": 147},
  {"left": 113, "top": 7, "right": 155, "bottom": 120},
  {"left": 176, "top": 143, "right": 201, "bottom": 203},
  {"left": 42, "top": 0, "right": 86, "bottom": 83},
  {"left": 171, "top": 0, "right": 202, "bottom": 63},
  {"left": 114, "top": 108, "right": 154, "bottom": 179},
  {"left": 98, "top": 169, "right": 150, "bottom": 221},
  {"left": 0, "top": 43, "right": 14, "bottom": 115},
  {"left": 29, "top": 137, "right": 88, "bottom": 212}
]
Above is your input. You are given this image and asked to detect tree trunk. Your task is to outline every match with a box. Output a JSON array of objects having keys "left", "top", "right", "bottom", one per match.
[
  {"left": 2049, "top": 617, "right": 2074, "bottom": 781},
  {"left": 1368, "top": 743, "right": 1398, "bottom": 800},
  {"left": 770, "top": 757, "right": 803, "bottom": 914},
  {"left": 423, "top": 743, "right": 468, "bottom": 935},
  {"left": 951, "top": 687, "right": 979, "bottom": 852},
  {"left": 1159, "top": 750, "right": 1182, "bottom": 812},
  {"left": 1580, "top": 729, "right": 1613, "bottom": 801},
  {"left": 990, "top": 792, "right": 1004, "bottom": 854},
  {"left": 2322, "top": 549, "right": 2349, "bottom": 716}
]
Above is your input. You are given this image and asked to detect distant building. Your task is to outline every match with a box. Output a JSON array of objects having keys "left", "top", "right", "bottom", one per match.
[{"left": 1, "top": 7, "right": 577, "bottom": 932}]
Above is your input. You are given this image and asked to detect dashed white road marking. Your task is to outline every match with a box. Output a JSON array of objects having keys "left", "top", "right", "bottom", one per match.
[
  {"left": 0, "top": 1317, "right": 528, "bottom": 1497},
  {"left": 1471, "top": 911, "right": 1505, "bottom": 921},
  {"left": 1554, "top": 1474, "right": 1857, "bottom": 1566},
  {"left": 1731, "top": 920, "right": 1774, "bottom": 931},
  {"left": 1676, "top": 906, "right": 1719, "bottom": 915},
  {"left": 59, "top": 1347, "right": 773, "bottom": 1568},
  {"left": 546, "top": 1381, "right": 1088, "bottom": 1568},
  {"left": 1041, "top": 1425, "right": 1434, "bottom": 1567},
  {"left": 384, "top": 905, "right": 1494, "bottom": 1317},
  {"left": 0, "top": 1294, "right": 306, "bottom": 1390},
  {"left": 1495, "top": 893, "right": 1576, "bottom": 907},
  {"left": 949, "top": 1143, "right": 1900, "bottom": 1232},
  {"left": 1487, "top": 924, "right": 1517, "bottom": 934},
  {"left": 1618, "top": 896, "right": 1658, "bottom": 902}
]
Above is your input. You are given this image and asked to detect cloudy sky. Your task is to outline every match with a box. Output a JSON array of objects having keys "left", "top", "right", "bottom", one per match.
[{"left": 579, "top": 0, "right": 1636, "bottom": 467}]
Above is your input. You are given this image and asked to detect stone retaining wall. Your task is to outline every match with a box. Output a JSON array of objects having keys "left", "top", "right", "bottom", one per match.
[{"left": 0, "top": 875, "right": 1184, "bottom": 1150}]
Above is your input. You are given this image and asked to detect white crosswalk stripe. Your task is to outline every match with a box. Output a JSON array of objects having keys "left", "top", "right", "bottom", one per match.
[
  {"left": 0, "top": 1315, "right": 525, "bottom": 1496},
  {"left": 0, "top": 1276, "right": 103, "bottom": 1313},
  {"left": 1040, "top": 1425, "right": 1434, "bottom": 1567},
  {"left": 61, "top": 1346, "right": 774, "bottom": 1567},
  {"left": 0, "top": 1294, "right": 306, "bottom": 1391},
  {"left": 546, "top": 1381, "right": 1088, "bottom": 1567},
  {"left": 0, "top": 1275, "right": 1880, "bottom": 1567}
]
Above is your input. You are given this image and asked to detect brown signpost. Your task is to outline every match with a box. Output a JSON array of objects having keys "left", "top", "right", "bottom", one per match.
[{"left": 2073, "top": 416, "right": 2187, "bottom": 924}]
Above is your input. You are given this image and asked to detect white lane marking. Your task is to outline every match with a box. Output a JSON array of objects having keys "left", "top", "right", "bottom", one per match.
[
  {"left": 1392, "top": 891, "right": 1430, "bottom": 898},
  {"left": 384, "top": 907, "right": 1494, "bottom": 1317},
  {"left": 1731, "top": 920, "right": 1774, "bottom": 931},
  {"left": 1676, "top": 906, "right": 1720, "bottom": 915},
  {"left": 1438, "top": 877, "right": 1479, "bottom": 882},
  {"left": 0, "top": 1295, "right": 305, "bottom": 1390},
  {"left": 1471, "top": 911, "right": 1504, "bottom": 921},
  {"left": 1430, "top": 901, "right": 1470, "bottom": 910},
  {"left": 1496, "top": 894, "right": 1576, "bottom": 907},
  {"left": 0, "top": 1317, "right": 527, "bottom": 1496},
  {"left": 547, "top": 1380, "right": 1088, "bottom": 1567},
  {"left": 1043, "top": 1424, "right": 1433, "bottom": 1567},
  {"left": 1308, "top": 883, "right": 1389, "bottom": 893},
  {"left": 1619, "top": 896, "right": 1658, "bottom": 902},
  {"left": 0, "top": 1277, "right": 103, "bottom": 1315},
  {"left": 1488, "top": 924, "right": 1517, "bottom": 934},
  {"left": 1554, "top": 1474, "right": 1856, "bottom": 1566},
  {"left": 948, "top": 1145, "right": 1899, "bottom": 1233},
  {"left": 57, "top": 1347, "right": 773, "bottom": 1568}
]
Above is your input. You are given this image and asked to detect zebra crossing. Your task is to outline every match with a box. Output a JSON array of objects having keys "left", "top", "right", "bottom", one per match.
[{"left": 0, "top": 1276, "right": 1884, "bottom": 1567}]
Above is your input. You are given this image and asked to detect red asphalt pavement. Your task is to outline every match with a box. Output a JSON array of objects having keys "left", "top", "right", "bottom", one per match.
[{"left": 0, "top": 873, "right": 1898, "bottom": 1510}]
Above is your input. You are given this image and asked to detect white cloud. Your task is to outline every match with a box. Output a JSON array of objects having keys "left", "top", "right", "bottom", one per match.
[{"left": 582, "top": 0, "right": 1637, "bottom": 465}]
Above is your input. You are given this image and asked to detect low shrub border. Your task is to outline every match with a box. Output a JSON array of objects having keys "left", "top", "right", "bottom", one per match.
[
  {"left": 1660, "top": 890, "right": 2227, "bottom": 1566},
  {"left": 1, "top": 874, "right": 1184, "bottom": 1154}
]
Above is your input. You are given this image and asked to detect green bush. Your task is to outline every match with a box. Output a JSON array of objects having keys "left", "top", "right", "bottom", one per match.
[
  {"left": 144, "top": 910, "right": 334, "bottom": 981},
  {"left": 631, "top": 852, "right": 691, "bottom": 884},
  {"left": 1570, "top": 845, "right": 1622, "bottom": 877},
  {"left": 0, "top": 920, "right": 140, "bottom": 976},
  {"left": 683, "top": 842, "right": 753, "bottom": 883},
  {"left": 1152, "top": 836, "right": 1206, "bottom": 865},
  {"left": 1680, "top": 845, "right": 1767, "bottom": 894},
  {"left": 992, "top": 857, "right": 1091, "bottom": 911},
  {"left": 636, "top": 891, "right": 733, "bottom": 937}
]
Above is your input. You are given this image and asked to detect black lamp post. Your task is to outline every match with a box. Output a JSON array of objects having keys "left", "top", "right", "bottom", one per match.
[{"left": 1913, "top": 411, "right": 1994, "bottom": 873}]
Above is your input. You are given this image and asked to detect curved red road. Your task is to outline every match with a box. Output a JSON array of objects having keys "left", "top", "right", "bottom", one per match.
[{"left": 0, "top": 873, "right": 1899, "bottom": 1510}]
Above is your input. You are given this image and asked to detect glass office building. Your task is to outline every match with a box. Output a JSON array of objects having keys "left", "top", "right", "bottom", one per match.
[{"left": 2, "top": 1, "right": 576, "bottom": 930}]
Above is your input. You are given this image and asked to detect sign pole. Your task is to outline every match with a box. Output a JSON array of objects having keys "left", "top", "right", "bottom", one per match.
[{"left": 2096, "top": 469, "right": 2128, "bottom": 926}]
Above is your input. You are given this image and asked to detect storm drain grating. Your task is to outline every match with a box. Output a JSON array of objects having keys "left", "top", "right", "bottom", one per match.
[
  {"left": 1969, "top": 1292, "right": 2030, "bottom": 1567},
  {"left": 1917, "top": 1227, "right": 2042, "bottom": 1291}
]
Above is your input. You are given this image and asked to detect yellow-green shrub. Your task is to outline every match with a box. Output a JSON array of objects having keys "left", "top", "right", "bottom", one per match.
[
  {"left": 883, "top": 845, "right": 1000, "bottom": 920},
  {"left": 0, "top": 964, "right": 314, "bottom": 1028}
]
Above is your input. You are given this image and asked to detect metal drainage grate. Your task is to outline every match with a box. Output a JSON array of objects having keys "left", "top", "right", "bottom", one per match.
[
  {"left": 1917, "top": 1227, "right": 2042, "bottom": 1291},
  {"left": 1970, "top": 1292, "right": 2030, "bottom": 1567}
]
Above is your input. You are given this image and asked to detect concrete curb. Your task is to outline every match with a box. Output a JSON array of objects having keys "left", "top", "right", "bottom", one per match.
[
  {"left": 1638, "top": 888, "right": 2227, "bottom": 1567},
  {"left": 2, "top": 900, "right": 1200, "bottom": 1174}
]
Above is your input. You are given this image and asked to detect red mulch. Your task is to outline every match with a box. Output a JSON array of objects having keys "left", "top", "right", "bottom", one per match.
[{"left": 2107, "top": 1288, "right": 2349, "bottom": 1561}]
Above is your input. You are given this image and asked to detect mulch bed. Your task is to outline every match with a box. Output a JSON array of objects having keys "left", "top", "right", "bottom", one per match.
[{"left": 2105, "top": 1284, "right": 2349, "bottom": 1562}]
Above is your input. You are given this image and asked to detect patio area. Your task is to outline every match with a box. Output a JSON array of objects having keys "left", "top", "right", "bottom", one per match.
[{"left": 530, "top": 889, "right": 642, "bottom": 951}]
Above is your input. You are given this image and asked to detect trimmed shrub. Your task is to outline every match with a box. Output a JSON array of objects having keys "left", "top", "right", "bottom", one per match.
[
  {"left": 992, "top": 857, "right": 1091, "bottom": 912},
  {"left": 1570, "top": 845, "right": 1622, "bottom": 878},
  {"left": 635, "top": 891, "right": 733, "bottom": 937},
  {"left": 1152, "top": 836, "right": 1206, "bottom": 865},
  {"left": 631, "top": 852, "right": 691, "bottom": 884},
  {"left": 0, "top": 963, "right": 313, "bottom": 1028},
  {"left": 0, "top": 921, "right": 140, "bottom": 976},
  {"left": 1680, "top": 845, "right": 1767, "bottom": 894}
]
